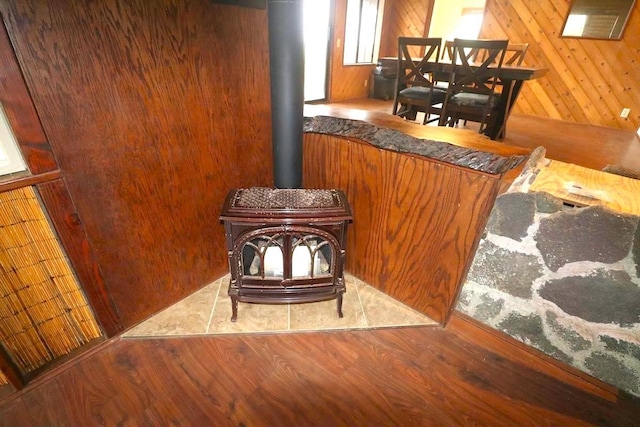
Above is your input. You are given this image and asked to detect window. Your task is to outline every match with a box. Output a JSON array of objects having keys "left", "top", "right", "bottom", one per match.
[
  {"left": 450, "top": 8, "right": 484, "bottom": 40},
  {"left": 343, "top": 0, "right": 384, "bottom": 65},
  {"left": 0, "top": 104, "right": 27, "bottom": 176}
]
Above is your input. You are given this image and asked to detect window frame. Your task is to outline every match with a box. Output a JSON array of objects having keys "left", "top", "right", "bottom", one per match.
[
  {"left": 0, "top": 104, "right": 27, "bottom": 176},
  {"left": 343, "top": 0, "right": 385, "bottom": 65}
]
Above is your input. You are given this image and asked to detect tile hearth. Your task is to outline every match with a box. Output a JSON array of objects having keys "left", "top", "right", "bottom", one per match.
[{"left": 123, "top": 274, "right": 437, "bottom": 338}]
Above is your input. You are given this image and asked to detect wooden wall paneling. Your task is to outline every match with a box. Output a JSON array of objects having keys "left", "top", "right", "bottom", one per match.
[
  {"left": 554, "top": 3, "right": 640, "bottom": 128},
  {"left": 378, "top": 0, "right": 434, "bottom": 58},
  {"left": 574, "top": 39, "right": 640, "bottom": 129},
  {"left": 482, "top": 2, "right": 556, "bottom": 121},
  {"left": 531, "top": 0, "right": 626, "bottom": 128},
  {"left": 0, "top": 18, "right": 57, "bottom": 175},
  {"left": 378, "top": 0, "right": 396, "bottom": 58},
  {"left": 492, "top": 0, "right": 597, "bottom": 123},
  {"left": 483, "top": 0, "right": 577, "bottom": 122},
  {"left": 480, "top": 0, "right": 640, "bottom": 131},
  {"left": 36, "top": 179, "right": 121, "bottom": 337},
  {"left": 1, "top": 1, "right": 273, "bottom": 329},
  {"left": 514, "top": 2, "right": 583, "bottom": 122},
  {"left": 302, "top": 134, "right": 502, "bottom": 324}
]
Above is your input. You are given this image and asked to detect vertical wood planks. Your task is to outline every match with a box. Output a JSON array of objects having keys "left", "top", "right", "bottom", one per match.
[{"left": 302, "top": 133, "right": 501, "bottom": 324}]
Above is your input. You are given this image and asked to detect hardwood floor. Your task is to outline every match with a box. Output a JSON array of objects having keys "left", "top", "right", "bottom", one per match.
[{"left": 1, "top": 314, "right": 639, "bottom": 426}]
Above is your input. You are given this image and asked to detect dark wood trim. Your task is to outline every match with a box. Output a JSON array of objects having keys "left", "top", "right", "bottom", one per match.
[
  {"left": 23, "top": 337, "right": 106, "bottom": 384},
  {"left": 36, "top": 180, "right": 123, "bottom": 337},
  {"left": 0, "top": 170, "right": 61, "bottom": 193},
  {"left": 0, "top": 17, "right": 57, "bottom": 174},
  {"left": 0, "top": 336, "right": 117, "bottom": 407},
  {"left": 210, "top": 0, "right": 266, "bottom": 9},
  {"left": 0, "top": 342, "right": 25, "bottom": 390}
]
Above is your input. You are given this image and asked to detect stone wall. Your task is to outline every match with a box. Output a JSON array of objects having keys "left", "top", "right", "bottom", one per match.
[{"left": 457, "top": 190, "right": 640, "bottom": 397}]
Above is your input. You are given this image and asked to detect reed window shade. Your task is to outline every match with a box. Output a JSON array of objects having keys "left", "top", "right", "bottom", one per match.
[{"left": 0, "top": 187, "right": 102, "bottom": 374}]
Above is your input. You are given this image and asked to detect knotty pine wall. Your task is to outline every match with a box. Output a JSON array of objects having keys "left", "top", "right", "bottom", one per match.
[
  {"left": 378, "top": 0, "right": 435, "bottom": 58},
  {"left": 329, "top": 0, "right": 375, "bottom": 101},
  {"left": 0, "top": 1, "right": 273, "bottom": 330},
  {"left": 480, "top": 0, "right": 640, "bottom": 131}
]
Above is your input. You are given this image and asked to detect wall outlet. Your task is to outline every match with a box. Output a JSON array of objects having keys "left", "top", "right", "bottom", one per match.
[
  {"left": 364, "top": 79, "right": 368, "bottom": 87},
  {"left": 621, "top": 108, "right": 631, "bottom": 118}
]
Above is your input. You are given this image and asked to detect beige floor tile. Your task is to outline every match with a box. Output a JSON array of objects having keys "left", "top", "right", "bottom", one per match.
[
  {"left": 124, "top": 274, "right": 436, "bottom": 338},
  {"left": 354, "top": 278, "right": 437, "bottom": 328},
  {"left": 289, "top": 285, "right": 366, "bottom": 331},
  {"left": 207, "top": 278, "right": 290, "bottom": 334},
  {"left": 123, "top": 278, "right": 221, "bottom": 337}
]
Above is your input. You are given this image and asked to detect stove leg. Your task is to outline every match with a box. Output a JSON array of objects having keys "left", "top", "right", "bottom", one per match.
[
  {"left": 337, "top": 293, "right": 344, "bottom": 318},
  {"left": 231, "top": 296, "right": 238, "bottom": 322}
]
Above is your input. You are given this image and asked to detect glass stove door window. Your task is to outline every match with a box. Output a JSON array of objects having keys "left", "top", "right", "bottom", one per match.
[{"left": 343, "top": 0, "right": 382, "bottom": 64}]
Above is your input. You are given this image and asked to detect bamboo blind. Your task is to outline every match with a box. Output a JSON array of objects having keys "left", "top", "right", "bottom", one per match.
[{"left": 0, "top": 187, "right": 102, "bottom": 373}]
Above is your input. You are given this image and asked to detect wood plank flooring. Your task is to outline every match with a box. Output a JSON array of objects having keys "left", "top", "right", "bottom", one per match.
[{"left": 1, "top": 314, "right": 639, "bottom": 426}]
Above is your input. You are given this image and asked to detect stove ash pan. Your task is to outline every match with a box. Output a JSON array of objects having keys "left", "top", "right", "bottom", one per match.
[{"left": 219, "top": 188, "right": 353, "bottom": 322}]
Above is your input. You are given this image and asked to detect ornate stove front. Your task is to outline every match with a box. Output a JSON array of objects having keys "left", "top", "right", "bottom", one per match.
[{"left": 219, "top": 188, "right": 352, "bottom": 322}]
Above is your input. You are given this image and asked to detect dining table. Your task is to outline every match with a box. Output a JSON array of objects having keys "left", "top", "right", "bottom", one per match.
[{"left": 379, "top": 56, "right": 548, "bottom": 140}]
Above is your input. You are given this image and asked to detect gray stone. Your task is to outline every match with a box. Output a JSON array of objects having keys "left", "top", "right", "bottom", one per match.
[
  {"left": 545, "top": 311, "right": 592, "bottom": 351},
  {"left": 533, "top": 191, "right": 564, "bottom": 214},
  {"left": 474, "top": 294, "right": 505, "bottom": 322},
  {"left": 486, "top": 192, "right": 536, "bottom": 241},
  {"left": 599, "top": 336, "right": 640, "bottom": 361},
  {"left": 468, "top": 240, "right": 543, "bottom": 298},
  {"left": 457, "top": 290, "right": 471, "bottom": 308},
  {"left": 497, "top": 312, "right": 572, "bottom": 364},
  {"left": 539, "top": 270, "right": 640, "bottom": 326},
  {"left": 584, "top": 352, "right": 640, "bottom": 395},
  {"left": 536, "top": 206, "right": 638, "bottom": 272}
]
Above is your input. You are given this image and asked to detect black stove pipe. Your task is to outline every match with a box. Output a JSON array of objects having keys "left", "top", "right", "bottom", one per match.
[{"left": 267, "top": 0, "right": 304, "bottom": 189}]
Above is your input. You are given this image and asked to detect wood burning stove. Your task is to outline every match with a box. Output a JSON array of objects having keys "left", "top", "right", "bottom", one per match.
[{"left": 220, "top": 188, "right": 352, "bottom": 322}]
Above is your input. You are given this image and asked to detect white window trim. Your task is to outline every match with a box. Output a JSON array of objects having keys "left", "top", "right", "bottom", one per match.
[
  {"left": 343, "top": 0, "right": 386, "bottom": 65},
  {"left": 0, "top": 104, "right": 27, "bottom": 176}
]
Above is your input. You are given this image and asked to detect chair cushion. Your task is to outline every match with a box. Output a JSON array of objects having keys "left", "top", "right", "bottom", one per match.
[
  {"left": 450, "top": 92, "right": 499, "bottom": 108},
  {"left": 399, "top": 86, "right": 446, "bottom": 103}
]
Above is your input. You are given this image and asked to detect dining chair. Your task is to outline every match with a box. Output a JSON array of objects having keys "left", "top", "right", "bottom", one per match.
[
  {"left": 473, "top": 42, "right": 528, "bottom": 66},
  {"left": 435, "top": 39, "right": 486, "bottom": 90},
  {"left": 463, "top": 42, "right": 529, "bottom": 135},
  {"left": 501, "top": 42, "right": 529, "bottom": 65},
  {"left": 441, "top": 40, "right": 455, "bottom": 61},
  {"left": 392, "top": 37, "right": 445, "bottom": 125},
  {"left": 439, "top": 38, "right": 509, "bottom": 137}
]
